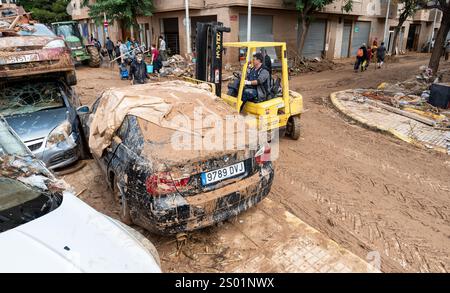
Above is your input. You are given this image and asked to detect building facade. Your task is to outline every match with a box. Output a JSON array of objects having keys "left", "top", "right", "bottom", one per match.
[{"left": 68, "top": 0, "right": 444, "bottom": 64}]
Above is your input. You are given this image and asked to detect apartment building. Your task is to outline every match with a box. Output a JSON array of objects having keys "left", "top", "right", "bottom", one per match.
[{"left": 68, "top": 0, "right": 443, "bottom": 64}]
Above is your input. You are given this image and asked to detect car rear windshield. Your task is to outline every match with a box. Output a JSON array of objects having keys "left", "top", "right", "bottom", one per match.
[
  {"left": 0, "top": 82, "right": 65, "bottom": 116},
  {"left": 0, "top": 177, "right": 62, "bottom": 233}
]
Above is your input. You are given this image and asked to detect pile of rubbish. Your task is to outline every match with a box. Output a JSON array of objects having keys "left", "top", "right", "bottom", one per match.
[
  {"left": 0, "top": 155, "right": 69, "bottom": 193},
  {"left": 159, "top": 54, "right": 195, "bottom": 78},
  {"left": 0, "top": 5, "right": 33, "bottom": 36},
  {"left": 353, "top": 66, "right": 450, "bottom": 129},
  {"left": 289, "top": 56, "right": 339, "bottom": 75}
]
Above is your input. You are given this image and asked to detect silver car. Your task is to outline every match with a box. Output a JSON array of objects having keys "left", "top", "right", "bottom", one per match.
[{"left": 0, "top": 79, "right": 86, "bottom": 170}]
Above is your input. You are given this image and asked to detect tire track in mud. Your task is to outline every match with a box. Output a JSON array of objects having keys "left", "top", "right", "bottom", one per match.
[
  {"left": 271, "top": 159, "right": 449, "bottom": 272},
  {"left": 273, "top": 57, "right": 450, "bottom": 272}
]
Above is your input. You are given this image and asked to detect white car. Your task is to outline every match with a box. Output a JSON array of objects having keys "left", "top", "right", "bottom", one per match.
[{"left": 0, "top": 117, "right": 161, "bottom": 273}]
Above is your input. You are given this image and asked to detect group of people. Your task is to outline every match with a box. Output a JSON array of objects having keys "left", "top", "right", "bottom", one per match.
[
  {"left": 354, "top": 39, "right": 386, "bottom": 72},
  {"left": 100, "top": 35, "right": 168, "bottom": 85}
]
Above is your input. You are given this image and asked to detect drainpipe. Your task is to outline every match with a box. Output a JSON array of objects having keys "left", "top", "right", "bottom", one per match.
[
  {"left": 247, "top": 0, "right": 252, "bottom": 42},
  {"left": 383, "top": 0, "right": 391, "bottom": 44},
  {"left": 184, "top": 0, "right": 192, "bottom": 54},
  {"left": 429, "top": 9, "right": 437, "bottom": 53}
]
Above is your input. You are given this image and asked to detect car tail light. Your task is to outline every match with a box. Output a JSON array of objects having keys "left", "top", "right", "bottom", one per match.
[
  {"left": 145, "top": 172, "right": 190, "bottom": 196},
  {"left": 255, "top": 144, "right": 271, "bottom": 165}
]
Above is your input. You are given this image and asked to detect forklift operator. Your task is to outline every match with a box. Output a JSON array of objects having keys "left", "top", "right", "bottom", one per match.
[{"left": 242, "top": 53, "right": 270, "bottom": 106}]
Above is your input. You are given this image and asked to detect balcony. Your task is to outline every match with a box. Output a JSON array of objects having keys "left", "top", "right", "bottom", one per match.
[
  {"left": 153, "top": 0, "right": 204, "bottom": 12},
  {"left": 413, "top": 9, "right": 431, "bottom": 22},
  {"left": 322, "top": 0, "right": 375, "bottom": 16},
  {"left": 379, "top": 1, "right": 399, "bottom": 19}
]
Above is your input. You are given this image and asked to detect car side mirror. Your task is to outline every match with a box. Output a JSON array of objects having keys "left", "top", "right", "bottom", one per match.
[{"left": 77, "top": 105, "right": 90, "bottom": 114}]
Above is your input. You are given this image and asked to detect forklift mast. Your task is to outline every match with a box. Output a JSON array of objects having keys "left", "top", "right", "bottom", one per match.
[{"left": 195, "top": 22, "right": 230, "bottom": 97}]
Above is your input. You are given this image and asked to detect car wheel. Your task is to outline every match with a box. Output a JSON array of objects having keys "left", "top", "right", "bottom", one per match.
[
  {"left": 286, "top": 115, "right": 301, "bottom": 140},
  {"left": 87, "top": 46, "right": 101, "bottom": 68},
  {"left": 65, "top": 71, "right": 77, "bottom": 86},
  {"left": 113, "top": 176, "right": 133, "bottom": 225}
]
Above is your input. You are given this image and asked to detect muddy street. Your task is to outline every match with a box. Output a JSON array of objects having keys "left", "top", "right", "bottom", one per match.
[{"left": 66, "top": 54, "right": 450, "bottom": 272}]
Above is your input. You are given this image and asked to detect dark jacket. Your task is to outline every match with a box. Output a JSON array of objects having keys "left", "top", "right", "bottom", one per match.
[
  {"left": 130, "top": 60, "right": 148, "bottom": 84},
  {"left": 247, "top": 66, "right": 270, "bottom": 100},
  {"left": 377, "top": 45, "right": 386, "bottom": 59},
  {"left": 106, "top": 39, "right": 114, "bottom": 51}
]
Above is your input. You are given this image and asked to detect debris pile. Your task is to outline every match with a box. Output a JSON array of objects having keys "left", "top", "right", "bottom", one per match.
[
  {"left": 0, "top": 155, "right": 69, "bottom": 193},
  {"left": 289, "top": 56, "right": 340, "bottom": 75},
  {"left": 0, "top": 4, "right": 33, "bottom": 37},
  {"left": 159, "top": 54, "right": 195, "bottom": 78},
  {"left": 346, "top": 66, "right": 450, "bottom": 129}
]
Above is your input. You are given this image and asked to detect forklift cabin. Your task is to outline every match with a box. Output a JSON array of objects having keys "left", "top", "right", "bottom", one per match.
[{"left": 194, "top": 22, "right": 303, "bottom": 139}]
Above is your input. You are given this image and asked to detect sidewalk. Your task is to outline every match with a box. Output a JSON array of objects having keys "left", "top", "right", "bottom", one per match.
[
  {"left": 218, "top": 198, "right": 380, "bottom": 273},
  {"left": 330, "top": 90, "right": 449, "bottom": 154}
]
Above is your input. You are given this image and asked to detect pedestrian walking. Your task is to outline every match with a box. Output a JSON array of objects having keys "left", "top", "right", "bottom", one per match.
[
  {"left": 129, "top": 52, "right": 149, "bottom": 85},
  {"left": 151, "top": 44, "right": 162, "bottom": 73},
  {"left": 365, "top": 47, "right": 372, "bottom": 70},
  {"left": 105, "top": 37, "right": 114, "bottom": 60},
  {"left": 377, "top": 42, "right": 387, "bottom": 68},
  {"left": 114, "top": 41, "right": 122, "bottom": 65},
  {"left": 159, "top": 35, "right": 167, "bottom": 61},
  {"left": 354, "top": 43, "right": 368, "bottom": 72}
]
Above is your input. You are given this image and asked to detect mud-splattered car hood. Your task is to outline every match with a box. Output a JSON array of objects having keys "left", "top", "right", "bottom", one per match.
[{"left": 0, "top": 35, "right": 54, "bottom": 49}]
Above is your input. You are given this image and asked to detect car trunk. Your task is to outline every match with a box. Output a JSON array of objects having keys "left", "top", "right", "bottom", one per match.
[{"left": 137, "top": 116, "right": 261, "bottom": 197}]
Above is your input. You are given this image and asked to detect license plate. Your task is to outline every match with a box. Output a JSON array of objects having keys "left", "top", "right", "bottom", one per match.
[
  {"left": 0, "top": 54, "right": 40, "bottom": 65},
  {"left": 201, "top": 161, "right": 245, "bottom": 186}
]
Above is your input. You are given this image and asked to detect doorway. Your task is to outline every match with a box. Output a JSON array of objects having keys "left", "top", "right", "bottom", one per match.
[
  {"left": 406, "top": 24, "right": 421, "bottom": 51},
  {"left": 162, "top": 18, "right": 179, "bottom": 55},
  {"left": 341, "top": 21, "right": 352, "bottom": 58}
]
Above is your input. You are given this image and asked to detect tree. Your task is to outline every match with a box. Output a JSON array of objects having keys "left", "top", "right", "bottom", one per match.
[
  {"left": 18, "top": 0, "right": 71, "bottom": 24},
  {"left": 283, "top": 0, "right": 353, "bottom": 58},
  {"left": 82, "top": 0, "right": 153, "bottom": 30},
  {"left": 391, "top": 0, "right": 424, "bottom": 55},
  {"left": 421, "top": 0, "right": 450, "bottom": 74}
]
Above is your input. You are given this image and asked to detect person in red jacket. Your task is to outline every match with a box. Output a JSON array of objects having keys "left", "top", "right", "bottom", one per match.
[{"left": 151, "top": 44, "right": 162, "bottom": 73}]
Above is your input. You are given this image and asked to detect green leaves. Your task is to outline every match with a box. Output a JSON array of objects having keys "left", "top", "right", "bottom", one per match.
[
  {"left": 18, "top": 0, "right": 71, "bottom": 24},
  {"left": 87, "top": 0, "right": 154, "bottom": 27}
]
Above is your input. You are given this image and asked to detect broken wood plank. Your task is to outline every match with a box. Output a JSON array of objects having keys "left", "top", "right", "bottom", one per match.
[
  {"left": 8, "top": 15, "right": 20, "bottom": 30},
  {"left": 366, "top": 99, "right": 436, "bottom": 127}
]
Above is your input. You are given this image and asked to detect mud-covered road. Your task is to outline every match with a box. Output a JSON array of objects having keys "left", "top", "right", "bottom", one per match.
[{"left": 68, "top": 54, "right": 450, "bottom": 272}]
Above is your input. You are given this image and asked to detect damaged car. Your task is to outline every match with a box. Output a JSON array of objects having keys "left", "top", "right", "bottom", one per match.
[
  {"left": 81, "top": 81, "right": 274, "bottom": 234},
  {"left": 0, "top": 8, "right": 77, "bottom": 86},
  {"left": 0, "top": 117, "right": 161, "bottom": 273},
  {"left": 0, "top": 78, "right": 88, "bottom": 170}
]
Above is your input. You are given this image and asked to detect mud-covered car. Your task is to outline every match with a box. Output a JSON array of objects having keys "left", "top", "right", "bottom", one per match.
[
  {"left": 0, "top": 117, "right": 161, "bottom": 272},
  {"left": 0, "top": 78, "right": 87, "bottom": 170},
  {"left": 81, "top": 81, "right": 274, "bottom": 234},
  {"left": 0, "top": 19, "right": 77, "bottom": 85}
]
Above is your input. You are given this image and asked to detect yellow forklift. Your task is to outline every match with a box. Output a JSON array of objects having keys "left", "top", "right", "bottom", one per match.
[{"left": 194, "top": 22, "right": 303, "bottom": 139}]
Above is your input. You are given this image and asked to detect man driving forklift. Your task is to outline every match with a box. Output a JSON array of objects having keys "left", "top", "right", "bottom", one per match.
[{"left": 242, "top": 52, "right": 271, "bottom": 110}]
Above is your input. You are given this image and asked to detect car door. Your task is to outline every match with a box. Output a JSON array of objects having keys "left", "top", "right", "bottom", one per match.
[{"left": 105, "top": 116, "right": 136, "bottom": 190}]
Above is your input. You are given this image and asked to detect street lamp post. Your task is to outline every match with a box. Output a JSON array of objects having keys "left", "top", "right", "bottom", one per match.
[
  {"left": 185, "top": 0, "right": 192, "bottom": 54},
  {"left": 247, "top": 0, "right": 252, "bottom": 42},
  {"left": 383, "top": 0, "right": 391, "bottom": 46}
]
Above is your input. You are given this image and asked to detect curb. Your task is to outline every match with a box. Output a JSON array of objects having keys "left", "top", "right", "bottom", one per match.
[{"left": 330, "top": 90, "right": 448, "bottom": 154}]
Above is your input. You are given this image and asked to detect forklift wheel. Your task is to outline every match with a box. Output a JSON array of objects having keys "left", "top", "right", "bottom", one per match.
[{"left": 287, "top": 115, "right": 301, "bottom": 140}]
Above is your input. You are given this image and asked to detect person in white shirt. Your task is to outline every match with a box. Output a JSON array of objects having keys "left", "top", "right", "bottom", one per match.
[{"left": 159, "top": 35, "right": 167, "bottom": 61}]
